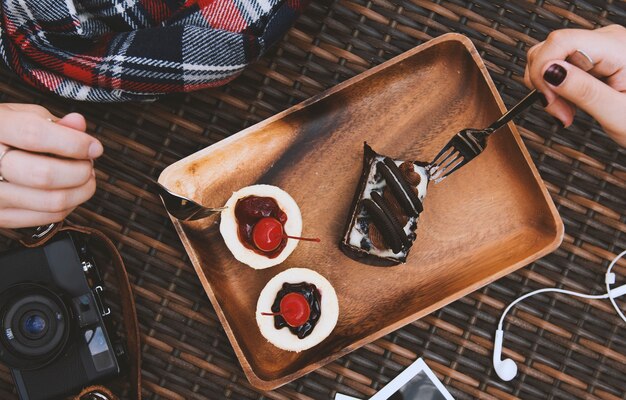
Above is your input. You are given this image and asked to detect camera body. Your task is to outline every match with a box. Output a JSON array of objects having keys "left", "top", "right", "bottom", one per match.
[{"left": 0, "top": 232, "right": 125, "bottom": 400}]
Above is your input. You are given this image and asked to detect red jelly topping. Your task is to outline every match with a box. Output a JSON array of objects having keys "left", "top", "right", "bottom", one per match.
[
  {"left": 235, "top": 196, "right": 288, "bottom": 258},
  {"left": 252, "top": 217, "right": 284, "bottom": 252},
  {"left": 280, "top": 292, "right": 311, "bottom": 327},
  {"left": 267, "top": 292, "right": 311, "bottom": 328}
]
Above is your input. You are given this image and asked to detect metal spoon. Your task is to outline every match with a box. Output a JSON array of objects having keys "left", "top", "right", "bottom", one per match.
[
  {"left": 154, "top": 182, "right": 226, "bottom": 221},
  {"left": 101, "top": 156, "right": 225, "bottom": 221}
]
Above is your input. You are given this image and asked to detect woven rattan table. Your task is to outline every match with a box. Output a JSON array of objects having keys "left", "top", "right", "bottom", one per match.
[{"left": 0, "top": 1, "right": 624, "bottom": 399}]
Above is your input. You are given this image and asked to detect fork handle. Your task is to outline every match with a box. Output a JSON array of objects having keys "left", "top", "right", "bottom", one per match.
[
  {"left": 486, "top": 50, "right": 596, "bottom": 133},
  {"left": 487, "top": 90, "right": 543, "bottom": 132}
]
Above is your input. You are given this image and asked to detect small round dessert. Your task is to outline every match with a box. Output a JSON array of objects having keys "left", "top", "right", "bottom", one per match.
[
  {"left": 256, "top": 268, "right": 339, "bottom": 352},
  {"left": 220, "top": 184, "right": 303, "bottom": 269}
]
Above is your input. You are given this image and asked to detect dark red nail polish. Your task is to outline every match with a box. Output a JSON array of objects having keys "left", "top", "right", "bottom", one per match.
[
  {"left": 539, "top": 93, "right": 548, "bottom": 107},
  {"left": 544, "top": 64, "right": 567, "bottom": 86}
]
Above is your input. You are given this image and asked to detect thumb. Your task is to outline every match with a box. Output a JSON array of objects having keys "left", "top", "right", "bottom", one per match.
[
  {"left": 542, "top": 60, "right": 626, "bottom": 142},
  {"left": 56, "top": 112, "right": 87, "bottom": 132}
]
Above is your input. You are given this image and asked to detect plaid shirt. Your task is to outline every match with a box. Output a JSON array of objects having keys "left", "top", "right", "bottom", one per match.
[{"left": 0, "top": 0, "right": 307, "bottom": 101}]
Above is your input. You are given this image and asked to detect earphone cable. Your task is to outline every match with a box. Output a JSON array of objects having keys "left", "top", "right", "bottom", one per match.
[
  {"left": 497, "top": 288, "right": 609, "bottom": 330},
  {"left": 498, "top": 249, "right": 626, "bottom": 333},
  {"left": 605, "top": 249, "right": 626, "bottom": 324}
]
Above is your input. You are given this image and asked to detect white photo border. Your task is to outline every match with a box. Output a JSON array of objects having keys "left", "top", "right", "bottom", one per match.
[
  {"left": 369, "top": 358, "right": 454, "bottom": 400},
  {"left": 334, "top": 395, "right": 362, "bottom": 400}
]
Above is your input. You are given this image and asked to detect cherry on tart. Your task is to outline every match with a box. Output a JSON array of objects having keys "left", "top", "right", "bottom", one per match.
[
  {"left": 253, "top": 217, "right": 284, "bottom": 252},
  {"left": 261, "top": 292, "right": 311, "bottom": 328},
  {"left": 219, "top": 185, "right": 304, "bottom": 269},
  {"left": 252, "top": 217, "right": 320, "bottom": 253}
]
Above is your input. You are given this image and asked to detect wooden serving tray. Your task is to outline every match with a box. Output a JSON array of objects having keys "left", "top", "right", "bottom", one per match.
[{"left": 159, "top": 33, "right": 563, "bottom": 390}]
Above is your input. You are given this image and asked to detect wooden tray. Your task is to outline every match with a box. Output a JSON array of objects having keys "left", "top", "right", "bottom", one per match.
[{"left": 159, "top": 33, "right": 564, "bottom": 390}]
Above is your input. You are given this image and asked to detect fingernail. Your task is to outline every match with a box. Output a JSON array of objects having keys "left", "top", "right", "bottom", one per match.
[
  {"left": 544, "top": 64, "right": 567, "bottom": 86},
  {"left": 92, "top": 169, "right": 96, "bottom": 177},
  {"left": 539, "top": 93, "right": 549, "bottom": 107},
  {"left": 552, "top": 117, "right": 564, "bottom": 128},
  {"left": 88, "top": 142, "right": 103, "bottom": 158}
]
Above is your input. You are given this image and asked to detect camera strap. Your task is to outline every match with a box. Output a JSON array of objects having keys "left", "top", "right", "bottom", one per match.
[{"left": 20, "top": 222, "right": 142, "bottom": 400}]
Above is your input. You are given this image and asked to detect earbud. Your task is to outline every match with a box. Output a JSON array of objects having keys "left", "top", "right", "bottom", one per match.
[
  {"left": 606, "top": 272, "right": 616, "bottom": 285},
  {"left": 493, "top": 250, "right": 626, "bottom": 383},
  {"left": 493, "top": 329, "right": 518, "bottom": 381}
]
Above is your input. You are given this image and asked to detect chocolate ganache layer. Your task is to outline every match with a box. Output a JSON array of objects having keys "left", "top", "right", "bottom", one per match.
[{"left": 270, "top": 282, "right": 321, "bottom": 339}]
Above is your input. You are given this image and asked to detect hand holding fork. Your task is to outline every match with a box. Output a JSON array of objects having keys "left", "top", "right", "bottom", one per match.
[{"left": 427, "top": 49, "right": 595, "bottom": 183}]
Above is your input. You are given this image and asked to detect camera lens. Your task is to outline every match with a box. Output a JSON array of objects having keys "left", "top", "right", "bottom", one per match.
[
  {"left": 0, "top": 284, "right": 70, "bottom": 370},
  {"left": 21, "top": 313, "right": 47, "bottom": 339}
]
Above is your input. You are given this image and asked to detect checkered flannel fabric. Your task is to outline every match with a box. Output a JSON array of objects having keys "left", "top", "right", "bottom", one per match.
[{"left": 0, "top": 0, "right": 307, "bottom": 101}]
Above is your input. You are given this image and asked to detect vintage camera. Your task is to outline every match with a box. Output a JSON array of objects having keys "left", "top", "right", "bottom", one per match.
[{"left": 0, "top": 232, "right": 126, "bottom": 400}]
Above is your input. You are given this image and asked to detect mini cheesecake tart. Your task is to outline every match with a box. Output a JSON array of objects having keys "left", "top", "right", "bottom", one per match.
[
  {"left": 220, "top": 184, "right": 303, "bottom": 269},
  {"left": 256, "top": 268, "right": 339, "bottom": 352}
]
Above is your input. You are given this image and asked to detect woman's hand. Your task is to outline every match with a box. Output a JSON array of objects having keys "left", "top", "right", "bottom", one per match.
[
  {"left": 0, "top": 104, "right": 102, "bottom": 228},
  {"left": 524, "top": 24, "right": 626, "bottom": 147}
]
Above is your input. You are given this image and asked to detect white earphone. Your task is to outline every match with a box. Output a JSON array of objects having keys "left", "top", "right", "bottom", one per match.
[{"left": 493, "top": 249, "right": 626, "bottom": 381}]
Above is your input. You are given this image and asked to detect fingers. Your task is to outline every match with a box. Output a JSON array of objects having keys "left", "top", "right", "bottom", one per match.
[
  {"left": 525, "top": 42, "right": 577, "bottom": 125},
  {"left": 0, "top": 104, "right": 101, "bottom": 228},
  {"left": 542, "top": 60, "right": 626, "bottom": 144},
  {"left": 0, "top": 147, "right": 93, "bottom": 189},
  {"left": 605, "top": 71, "right": 626, "bottom": 93},
  {"left": 527, "top": 26, "right": 626, "bottom": 102},
  {"left": 543, "top": 97, "right": 577, "bottom": 127},
  {"left": 0, "top": 108, "right": 103, "bottom": 159},
  {"left": 0, "top": 208, "right": 73, "bottom": 229},
  {"left": 3, "top": 103, "right": 57, "bottom": 119},
  {"left": 0, "top": 177, "right": 96, "bottom": 213},
  {"left": 2, "top": 106, "right": 88, "bottom": 132},
  {"left": 524, "top": 42, "right": 543, "bottom": 89}
]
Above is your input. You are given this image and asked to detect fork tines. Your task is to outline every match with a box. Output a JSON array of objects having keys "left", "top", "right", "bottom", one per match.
[
  {"left": 427, "top": 147, "right": 463, "bottom": 183},
  {"left": 427, "top": 129, "right": 488, "bottom": 183},
  {"left": 428, "top": 139, "right": 465, "bottom": 183}
]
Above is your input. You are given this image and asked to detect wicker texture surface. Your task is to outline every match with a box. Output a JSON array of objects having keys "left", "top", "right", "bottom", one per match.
[{"left": 0, "top": 1, "right": 625, "bottom": 399}]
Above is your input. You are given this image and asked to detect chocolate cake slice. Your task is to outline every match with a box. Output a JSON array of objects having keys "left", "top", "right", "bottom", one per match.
[{"left": 340, "top": 143, "right": 429, "bottom": 266}]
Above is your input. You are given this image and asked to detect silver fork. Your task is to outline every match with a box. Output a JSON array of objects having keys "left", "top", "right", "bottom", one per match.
[
  {"left": 426, "top": 90, "right": 542, "bottom": 183},
  {"left": 428, "top": 50, "right": 595, "bottom": 183}
]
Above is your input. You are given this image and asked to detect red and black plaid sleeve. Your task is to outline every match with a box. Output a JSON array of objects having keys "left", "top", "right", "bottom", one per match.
[{"left": 0, "top": 0, "right": 308, "bottom": 101}]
